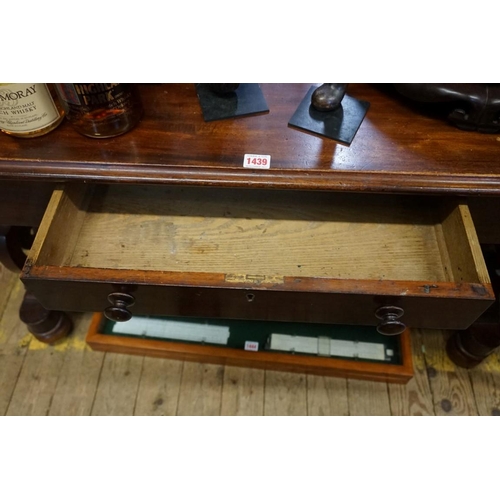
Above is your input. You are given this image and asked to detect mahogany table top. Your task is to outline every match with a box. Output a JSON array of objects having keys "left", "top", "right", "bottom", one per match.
[{"left": 1, "top": 83, "right": 499, "bottom": 195}]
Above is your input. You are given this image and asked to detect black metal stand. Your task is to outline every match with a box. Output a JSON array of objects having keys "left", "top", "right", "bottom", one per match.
[
  {"left": 196, "top": 83, "right": 269, "bottom": 122},
  {"left": 289, "top": 85, "right": 370, "bottom": 145}
]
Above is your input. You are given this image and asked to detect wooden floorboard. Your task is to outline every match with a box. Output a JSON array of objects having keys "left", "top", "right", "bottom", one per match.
[
  {"left": 306, "top": 375, "right": 349, "bottom": 416},
  {"left": 220, "top": 366, "right": 265, "bottom": 416},
  {"left": 48, "top": 314, "right": 104, "bottom": 416},
  {"left": 0, "top": 265, "right": 18, "bottom": 318},
  {"left": 388, "top": 329, "right": 435, "bottom": 416},
  {"left": 6, "top": 340, "right": 68, "bottom": 416},
  {"left": 176, "top": 362, "right": 224, "bottom": 416},
  {"left": 347, "top": 379, "right": 391, "bottom": 416},
  {"left": 264, "top": 371, "right": 308, "bottom": 416},
  {"left": 0, "top": 278, "right": 31, "bottom": 416},
  {"left": 134, "top": 358, "right": 184, "bottom": 416},
  {"left": 422, "top": 330, "right": 479, "bottom": 416},
  {"left": 468, "top": 350, "right": 500, "bottom": 416},
  {"left": 90, "top": 353, "right": 143, "bottom": 416},
  {"left": 1, "top": 269, "right": 500, "bottom": 416}
]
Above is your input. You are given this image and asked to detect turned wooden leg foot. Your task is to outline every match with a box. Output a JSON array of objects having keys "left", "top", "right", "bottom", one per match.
[
  {"left": 447, "top": 244, "right": 500, "bottom": 368},
  {"left": 1, "top": 226, "right": 73, "bottom": 343},
  {"left": 19, "top": 291, "right": 73, "bottom": 344},
  {"left": 446, "top": 324, "right": 500, "bottom": 369}
]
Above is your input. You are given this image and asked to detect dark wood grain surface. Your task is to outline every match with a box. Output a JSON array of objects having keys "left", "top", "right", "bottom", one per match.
[
  {"left": 1, "top": 84, "right": 499, "bottom": 194},
  {"left": 0, "top": 181, "right": 55, "bottom": 226}
]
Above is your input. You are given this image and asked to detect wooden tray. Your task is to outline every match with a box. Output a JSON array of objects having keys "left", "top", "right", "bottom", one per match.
[{"left": 86, "top": 313, "right": 414, "bottom": 384}]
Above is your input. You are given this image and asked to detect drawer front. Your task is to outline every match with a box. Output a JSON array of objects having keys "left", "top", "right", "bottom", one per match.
[
  {"left": 21, "top": 184, "right": 495, "bottom": 334},
  {"left": 22, "top": 272, "right": 493, "bottom": 332}
]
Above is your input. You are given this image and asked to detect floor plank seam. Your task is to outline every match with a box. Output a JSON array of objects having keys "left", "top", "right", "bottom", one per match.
[
  {"left": 217, "top": 365, "right": 225, "bottom": 417},
  {"left": 346, "top": 379, "right": 352, "bottom": 416},
  {"left": 132, "top": 357, "right": 146, "bottom": 416},
  {"left": 305, "top": 375, "right": 309, "bottom": 416},
  {"left": 89, "top": 351, "right": 107, "bottom": 416},
  {"left": 465, "top": 371, "right": 480, "bottom": 416},
  {"left": 0, "top": 270, "right": 17, "bottom": 319},
  {"left": 467, "top": 368, "right": 483, "bottom": 416},
  {"left": 260, "top": 369, "right": 265, "bottom": 416},
  {"left": 414, "top": 329, "right": 436, "bottom": 417},
  {"left": 174, "top": 361, "right": 186, "bottom": 416},
  {"left": 46, "top": 342, "right": 73, "bottom": 416},
  {"left": 419, "top": 334, "right": 439, "bottom": 415},
  {"left": 219, "top": 364, "right": 227, "bottom": 416},
  {"left": 416, "top": 329, "right": 437, "bottom": 417},
  {"left": 262, "top": 370, "right": 268, "bottom": 417},
  {"left": 3, "top": 338, "right": 31, "bottom": 417},
  {"left": 385, "top": 381, "right": 393, "bottom": 416}
]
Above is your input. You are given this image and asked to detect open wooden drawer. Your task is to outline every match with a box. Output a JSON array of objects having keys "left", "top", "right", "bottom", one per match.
[{"left": 21, "top": 183, "right": 494, "bottom": 335}]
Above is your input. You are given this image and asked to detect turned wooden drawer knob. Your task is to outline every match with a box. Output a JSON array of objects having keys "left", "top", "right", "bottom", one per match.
[
  {"left": 104, "top": 292, "right": 136, "bottom": 322},
  {"left": 375, "top": 306, "right": 406, "bottom": 336}
]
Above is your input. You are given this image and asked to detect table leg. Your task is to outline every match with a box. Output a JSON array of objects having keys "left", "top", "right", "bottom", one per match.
[
  {"left": 446, "top": 324, "right": 500, "bottom": 368},
  {"left": 0, "top": 226, "right": 27, "bottom": 272},
  {"left": 0, "top": 225, "right": 73, "bottom": 343},
  {"left": 19, "top": 290, "right": 73, "bottom": 343},
  {"left": 446, "top": 244, "right": 500, "bottom": 368}
]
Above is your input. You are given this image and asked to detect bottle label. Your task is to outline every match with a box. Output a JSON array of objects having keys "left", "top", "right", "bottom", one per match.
[
  {"left": 0, "top": 84, "right": 60, "bottom": 132},
  {"left": 56, "top": 83, "right": 133, "bottom": 113}
]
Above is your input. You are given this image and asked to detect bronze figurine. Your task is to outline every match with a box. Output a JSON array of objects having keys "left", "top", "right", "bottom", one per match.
[
  {"left": 311, "top": 84, "right": 348, "bottom": 112},
  {"left": 394, "top": 83, "right": 500, "bottom": 133}
]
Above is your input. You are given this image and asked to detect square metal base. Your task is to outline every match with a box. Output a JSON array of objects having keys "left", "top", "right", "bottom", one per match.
[
  {"left": 288, "top": 86, "right": 370, "bottom": 145},
  {"left": 196, "top": 83, "right": 269, "bottom": 122}
]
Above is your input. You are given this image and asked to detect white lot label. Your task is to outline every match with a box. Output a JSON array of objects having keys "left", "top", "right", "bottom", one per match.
[
  {"left": 243, "top": 154, "right": 271, "bottom": 169},
  {"left": 244, "top": 341, "right": 259, "bottom": 351}
]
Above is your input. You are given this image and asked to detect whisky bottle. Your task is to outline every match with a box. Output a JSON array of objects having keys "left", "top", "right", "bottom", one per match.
[
  {"left": 54, "top": 84, "right": 143, "bottom": 138},
  {"left": 0, "top": 83, "right": 65, "bottom": 138}
]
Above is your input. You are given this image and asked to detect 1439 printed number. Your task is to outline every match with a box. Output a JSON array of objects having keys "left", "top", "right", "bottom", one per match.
[
  {"left": 243, "top": 154, "right": 271, "bottom": 169},
  {"left": 247, "top": 157, "right": 267, "bottom": 166}
]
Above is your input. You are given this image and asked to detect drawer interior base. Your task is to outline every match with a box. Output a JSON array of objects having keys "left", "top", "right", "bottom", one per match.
[{"left": 32, "top": 184, "right": 486, "bottom": 285}]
